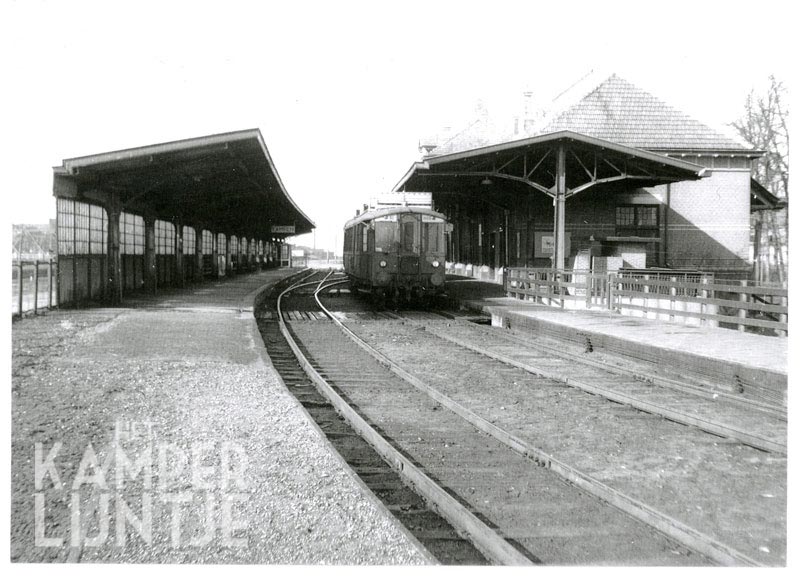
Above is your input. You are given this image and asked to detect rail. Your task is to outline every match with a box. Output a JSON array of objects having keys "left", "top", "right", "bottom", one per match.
[
  {"left": 505, "top": 267, "right": 788, "bottom": 336},
  {"left": 11, "top": 259, "right": 57, "bottom": 317},
  {"left": 276, "top": 273, "right": 533, "bottom": 565}
]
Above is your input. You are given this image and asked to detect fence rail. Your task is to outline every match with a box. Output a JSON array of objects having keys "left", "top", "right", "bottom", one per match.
[
  {"left": 11, "top": 259, "right": 57, "bottom": 317},
  {"left": 505, "top": 267, "right": 788, "bottom": 336}
]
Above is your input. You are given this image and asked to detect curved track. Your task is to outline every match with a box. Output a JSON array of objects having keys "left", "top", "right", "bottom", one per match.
[{"left": 263, "top": 271, "right": 753, "bottom": 566}]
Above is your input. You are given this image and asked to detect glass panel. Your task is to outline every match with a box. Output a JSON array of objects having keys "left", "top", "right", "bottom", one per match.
[
  {"left": 616, "top": 206, "right": 635, "bottom": 227},
  {"left": 208, "top": 232, "right": 214, "bottom": 254},
  {"left": 375, "top": 221, "right": 397, "bottom": 252},
  {"left": 182, "top": 226, "right": 196, "bottom": 255},
  {"left": 422, "top": 222, "right": 442, "bottom": 253},
  {"left": 637, "top": 206, "right": 658, "bottom": 227},
  {"left": 402, "top": 221, "right": 416, "bottom": 253},
  {"left": 57, "top": 198, "right": 75, "bottom": 255},
  {"left": 121, "top": 212, "right": 145, "bottom": 255},
  {"left": 155, "top": 220, "right": 175, "bottom": 255}
]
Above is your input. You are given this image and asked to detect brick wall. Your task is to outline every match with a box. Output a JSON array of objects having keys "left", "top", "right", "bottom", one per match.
[{"left": 664, "top": 168, "right": 751, "bottom": 271}]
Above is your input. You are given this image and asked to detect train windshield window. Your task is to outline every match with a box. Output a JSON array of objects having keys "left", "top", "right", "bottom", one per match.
[
  {"left": 402, "top": 220, "right": 417, "bottom": 253},
  {"left": 375, "top": 221, "right": 397, "bottom": 252},
  {"left": 423, "top": 222, "right": 442, "bottom": 253}
]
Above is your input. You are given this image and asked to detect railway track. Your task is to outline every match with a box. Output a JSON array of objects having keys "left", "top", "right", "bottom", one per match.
[
  {"left": 259, "top": 270, "right": 742, "bottom": 565},
  {"left": 309, "top": 281, "right": 785, "bottom": 566}
]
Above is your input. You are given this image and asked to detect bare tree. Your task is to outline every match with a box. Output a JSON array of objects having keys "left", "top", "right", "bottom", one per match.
[{"left": 731, "top": 76, "right": 789, "bottom": 282}]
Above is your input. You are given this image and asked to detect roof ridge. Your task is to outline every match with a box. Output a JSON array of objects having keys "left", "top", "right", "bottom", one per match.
[{"left": 539, "top": 74, "right": 750, "bottom": 151}]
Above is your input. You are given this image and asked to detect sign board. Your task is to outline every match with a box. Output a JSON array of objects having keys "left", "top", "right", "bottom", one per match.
[
  {"left": 271, "top": 225, "right": 295, "bottom": 234},
  {"left": 370, "top": 192, "right": 432, "bottom": 209},
  {"left": 291, "top": 249, "right": 304, "bottom": 257},
  {"left": 534, "top": 232, "right": 571, "bottom": 258}
]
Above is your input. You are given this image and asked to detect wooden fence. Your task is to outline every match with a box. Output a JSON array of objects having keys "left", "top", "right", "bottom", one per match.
[
  {"left": 11, "top": 260, "right": 58, "bottom": 317},
  {"left": 505, "top": 267, "right": 788, "bottom": 336}
]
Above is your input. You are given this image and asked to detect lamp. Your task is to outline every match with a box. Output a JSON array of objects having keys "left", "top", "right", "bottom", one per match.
[{"left": 481, "top": 177, "right": 493, "bottom": 186}]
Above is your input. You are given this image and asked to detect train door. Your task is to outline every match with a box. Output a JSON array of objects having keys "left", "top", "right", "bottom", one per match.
[{"left": 399, "top": 214, "right": 421, "bottom": 280}]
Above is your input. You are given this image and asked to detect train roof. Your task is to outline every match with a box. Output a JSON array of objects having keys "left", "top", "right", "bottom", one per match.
[{"left": 343, "top": 205, "right": 447, "bottom": 229}]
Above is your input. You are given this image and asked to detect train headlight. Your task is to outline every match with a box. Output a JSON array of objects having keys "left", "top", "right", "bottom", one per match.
[
  {"left": 431, "top": 260, "right": 440, "bottom": 268},
  {"left": 379, "top": 260, "right": 387, "bottom": 268}
]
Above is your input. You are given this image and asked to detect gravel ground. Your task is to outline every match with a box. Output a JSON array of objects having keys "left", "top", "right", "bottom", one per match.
[
  {"left": 343, "top": 319, "right": 786, "bottom": 565},
  {"left": 11, "top": 276, "right": 429, "bottom": 564}
]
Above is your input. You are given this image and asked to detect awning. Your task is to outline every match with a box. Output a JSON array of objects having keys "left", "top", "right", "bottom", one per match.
[
  {"left": 394, "top": 130, "right": 707, "bottom": 198},
  {"left": 750, "top": 178, "right": 786, "bottom": 211},
  {"left": 53, "top": 128, "right": 314, "bottom": 238}
]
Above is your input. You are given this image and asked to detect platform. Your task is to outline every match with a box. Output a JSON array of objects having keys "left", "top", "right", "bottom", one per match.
[
  {"left": 446, "top": 278, "right": 787, "bottom": 406},
  {"left": 10, "top": 269, "right": 428, "bottom": 564}
]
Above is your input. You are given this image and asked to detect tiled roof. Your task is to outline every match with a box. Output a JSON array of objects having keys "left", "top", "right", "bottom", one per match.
[
  {"left": 427, "top": 74, "right": 751, "bottom": 157},
  {"left": 539, "top": 74, "right": 749, "bottom": 151}
]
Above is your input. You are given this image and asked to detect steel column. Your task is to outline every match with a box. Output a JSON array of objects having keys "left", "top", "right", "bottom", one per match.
[
  {"left": 553, "top": 143, "right": 567, "bottom": 270},
  {"left": 144, "top": 215, "right": 157, "bottom": 293},
  {"left": 106, "top": 193, "right": 123, "bottom": 305}
]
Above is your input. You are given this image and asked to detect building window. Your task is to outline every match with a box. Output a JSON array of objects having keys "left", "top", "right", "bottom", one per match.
[
  {"left": 120, "top": 212, "right": 145, "bottom": 255},
  {"left": 201, "top": 230, "right": 213, "bottom": 255},
  {"left": 155, "top": 220, "right": 175, "bottom": 255},
  {"left": 230, "top": 235, "right": 239, "bottom": 255},
  {"left": 57, "top": 199, "right": 108, "bottom": 256},
  {"left": 217, "top": 233, "right": 226, "bottom": 254},
  {"left": 182, "top": 226, "right": 196, "bottom": 255},
  {"left": 616, "top": 205, "right": 659, "bottom": 237}
]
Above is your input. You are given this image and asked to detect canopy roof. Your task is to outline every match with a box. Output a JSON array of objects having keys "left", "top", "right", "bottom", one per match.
[
  {"left": 53, "top": 128, "right": 314, "bottom": 238},
  {"left": 396, "top": 130, "right": 707, "bottom": 199},
  {"left": 750, "top": 178, "right": 786, "bottom": 212}
]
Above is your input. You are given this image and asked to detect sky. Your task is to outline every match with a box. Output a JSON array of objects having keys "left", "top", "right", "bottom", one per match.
[{"left": 2, "top": 0, "right": 795, "bottom": 254}]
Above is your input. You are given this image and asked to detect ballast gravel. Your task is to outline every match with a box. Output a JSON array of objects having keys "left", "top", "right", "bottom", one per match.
[{"left": 11, "top": 279, "right": 428, "bottom": 564}]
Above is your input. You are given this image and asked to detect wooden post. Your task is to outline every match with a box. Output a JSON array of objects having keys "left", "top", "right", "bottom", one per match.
[
  {"left": 778, "top": 281, "right": 787, "bottom": 337},
  {"left": 585, "top": 272, "right": 592, "bottom": 308},
  {"left": 33, "top": 261, "right": 40, "bottom": 314},
  {"left": 700, "top": 277, "right": 709, "bottom": 326},
  {"left": 643, "top": 274, "right": 650, "bottom": 318},
  {"left": 17, "top": 260, "right": 24, "bottom": 315},
  {"left": 49, "top": 259, "right": 54, "bottom": 309},
  {"left": 669, "top": 276, "right": 677, "bottom": 322},
  {"left": 738, "top": 280, "right": 748, "bottom": 332}
]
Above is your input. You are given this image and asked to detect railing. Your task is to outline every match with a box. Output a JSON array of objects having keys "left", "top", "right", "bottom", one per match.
[
  {"left": 11, "top": 260, "right": 58, "bottom": 317},
  {"left": 506, "top": 268, "right": 610, "bottom": 309},
  {"left": 505, "top": 267, "right": 788, "bottom": 336}
]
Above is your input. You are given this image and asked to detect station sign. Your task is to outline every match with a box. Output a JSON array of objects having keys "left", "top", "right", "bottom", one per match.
[{"left": 271, "top": 225, "right": 295, "bottom": 234}]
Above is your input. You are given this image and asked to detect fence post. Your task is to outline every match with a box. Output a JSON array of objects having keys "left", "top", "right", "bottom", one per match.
[
  {"left": 585, "top": 272, "right": 592, "bottom": 308},
  {"left": 33, "top": 260, "right": 40, "bottom": 314},
  {"left": 778, "top": 281, "right": 788, "bottom": 337},
  {"left": 643, "top": 274, "right": 650, "bottom": 319},
  {"left": 48, "top": 259, "right": 54, "bottom": 309},
  {"left": 17, "top": 260, "right": 24, "bottom": 316},
  {"left": 669, "top": 276, "right": 677, "bottom": 322},
  {"left": 607, "top": 274, "right": 613, "bottom": 310},
  {"left": 700, "top": 277, "right": 709, "bottom": 327},
  {"left": 738, "top": 280, "right": 748, "bottom": 332}
]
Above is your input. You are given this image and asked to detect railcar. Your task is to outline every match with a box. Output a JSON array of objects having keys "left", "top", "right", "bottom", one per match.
[{"left": 343, "top": 205, "right": 447, "bottom": 305}]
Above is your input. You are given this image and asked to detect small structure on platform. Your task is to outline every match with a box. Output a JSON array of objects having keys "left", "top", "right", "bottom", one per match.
[{"left": 52, "top": 129, "right": 314, "bottom": 306}]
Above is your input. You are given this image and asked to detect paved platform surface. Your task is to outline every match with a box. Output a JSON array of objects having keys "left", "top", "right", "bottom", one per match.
[
  {"left": 11, "top": 268, "right": 428, "bottom": 564},
  {"left": 445, "top": 277, "right": 787, "bottom": 402}
]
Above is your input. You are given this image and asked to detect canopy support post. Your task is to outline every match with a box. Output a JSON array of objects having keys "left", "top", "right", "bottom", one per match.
[{"left": 553, "top": 143, "right": 567, "bottom": 271}]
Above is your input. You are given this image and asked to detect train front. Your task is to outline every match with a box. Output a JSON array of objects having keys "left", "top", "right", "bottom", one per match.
[{"left": 374, "top": 210, "right": 446, "bottom": 300}]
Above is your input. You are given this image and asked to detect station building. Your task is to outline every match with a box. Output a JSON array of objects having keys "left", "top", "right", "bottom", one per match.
[
  {"left": 52, "top": 129, "right": 314, "bottom": 306},
  {"left": 395, "top": 75, "right": 782, "bottom": 281}
]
